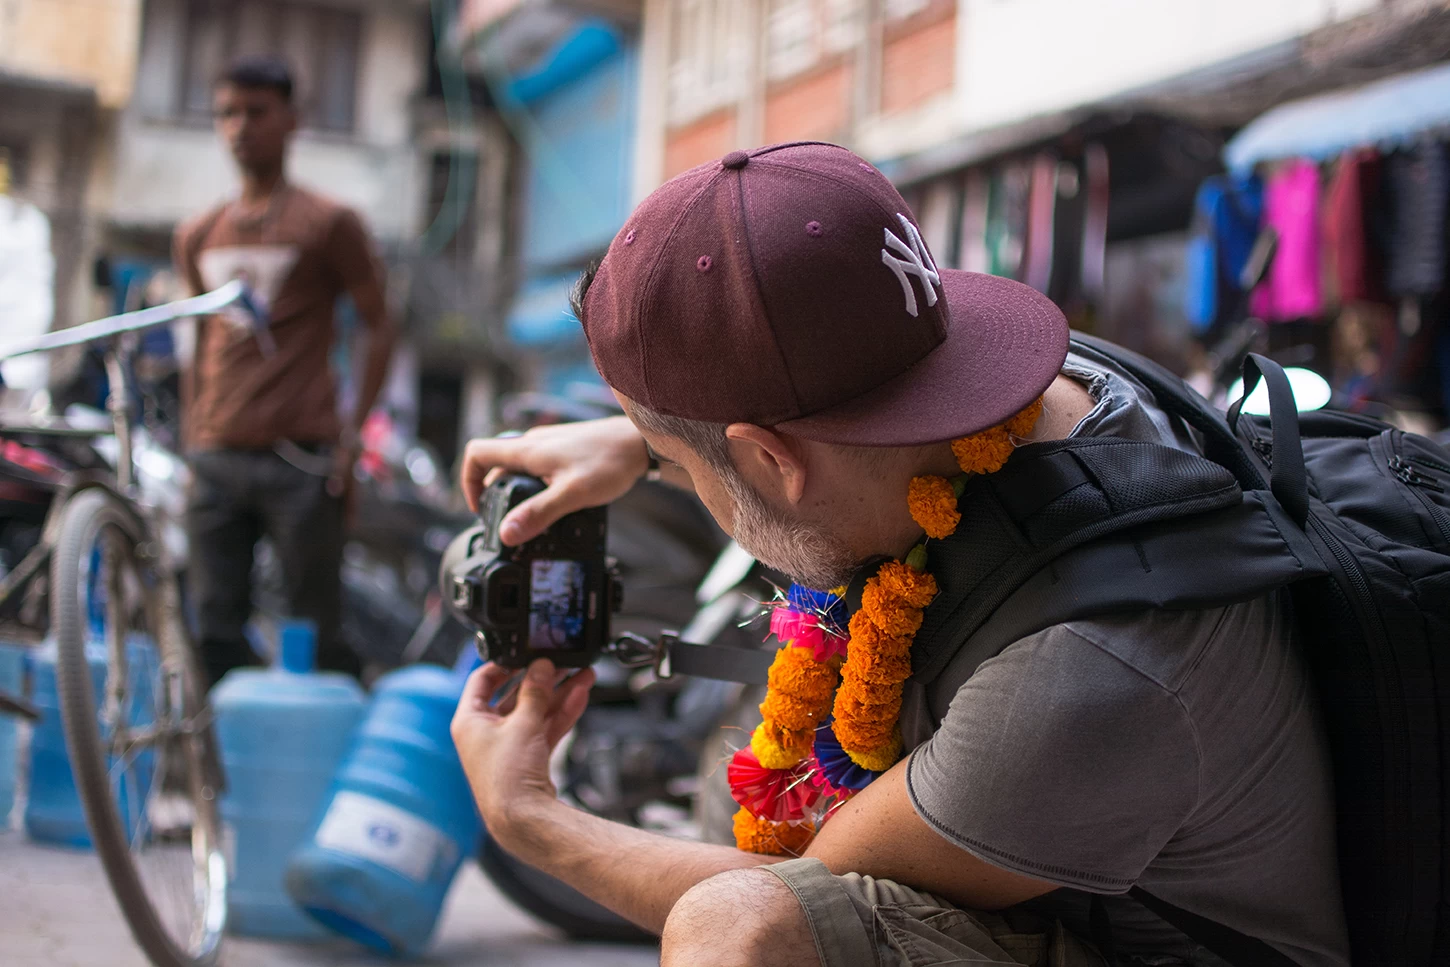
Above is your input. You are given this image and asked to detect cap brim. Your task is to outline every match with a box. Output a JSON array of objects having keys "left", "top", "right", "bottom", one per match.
[{"left": 776, "top": 271, "right": 1070, "bottom": 447}]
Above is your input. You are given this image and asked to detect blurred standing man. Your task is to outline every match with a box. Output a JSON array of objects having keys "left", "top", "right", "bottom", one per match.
[{"left": 174, "top": 57, "right": 396, "bottom": 686}]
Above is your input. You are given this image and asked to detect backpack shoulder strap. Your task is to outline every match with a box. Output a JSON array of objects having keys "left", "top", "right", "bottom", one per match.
[
  {"left": 919, "top": 484, "right": 1324, "bottom": 714},
  {"left": 1127, "top": 888, "right": 1299, "bottom": 967},
  {"left": 1069, "top": 333, "right": 1266, "bottom": 492},
  {"left": 912, "top": 435, "right": 1254, "bottom": 686}
]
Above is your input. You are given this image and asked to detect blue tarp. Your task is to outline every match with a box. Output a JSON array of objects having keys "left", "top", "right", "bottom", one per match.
[
  {"left": 1225, "top": 62, "right": 1450, "bottom": 174},
  {"left": 505, "top": 271, "right": 583, "bottom": 347},
  {"left": 506, "top": 21, "right": 621, "bottom": 105}
]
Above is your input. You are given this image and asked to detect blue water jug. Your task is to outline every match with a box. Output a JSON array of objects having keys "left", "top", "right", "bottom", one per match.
[
  {"left": 25, "top": 634, "right": 157, "bottom": 847},
  {"left": 285, "top": 661, "right": 482, "bottom": 956},
  {"left": 213, "top": 620, "right": 367, "bottom": 939},
  {"left": 0, "top": 642, "right": 24, "bottom": 829}
]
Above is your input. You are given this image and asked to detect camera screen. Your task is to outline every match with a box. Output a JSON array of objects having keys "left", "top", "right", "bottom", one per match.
[{"left": 528, "top": 559, "right": 587, "bottom": 650}]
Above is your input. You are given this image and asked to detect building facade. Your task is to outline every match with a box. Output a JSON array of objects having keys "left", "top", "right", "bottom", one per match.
[
  {"left": 462, "top": 1, "right": 642, "bottom": 405},
  {"left": 2, "top": 0, "right": 518, "bottom": 465},
  {"left": 626, "top": 0, "right": 1440, "bottom": 371},
  {"left": 635, "top": 0, "right": 1385, "bottom": 191}
]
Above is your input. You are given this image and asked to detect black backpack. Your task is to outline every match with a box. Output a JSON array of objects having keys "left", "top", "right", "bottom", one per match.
[{"left": 903, "top": 335, "right": 1450, "bottom": 966}]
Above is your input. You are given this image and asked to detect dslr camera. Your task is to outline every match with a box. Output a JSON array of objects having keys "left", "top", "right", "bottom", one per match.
[{"left": 441, "top": 474, "right": 621, "bottom": 669}]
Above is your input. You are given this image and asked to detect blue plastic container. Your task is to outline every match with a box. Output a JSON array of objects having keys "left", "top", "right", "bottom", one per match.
[
  {"left": 213, "top": 621, "right": 367, "bottom": 939},
  {"left": 285, "top": 662, "right": 482, "bottom": 956},
  {"left": 25, "top": 634, "right": 157, "bottom": 847},
  {"left": 0, "top": 642, "right": 24, "bottom": 830}
]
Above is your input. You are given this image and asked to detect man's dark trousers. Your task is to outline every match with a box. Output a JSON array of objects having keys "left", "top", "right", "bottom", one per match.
[{"left": 186, "top": 448, "right": 356, "bottom": 688}]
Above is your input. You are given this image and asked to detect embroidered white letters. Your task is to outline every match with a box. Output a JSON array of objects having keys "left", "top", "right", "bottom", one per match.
[{"left": 880, "top": 214, "right": 940, "bottom": 317}]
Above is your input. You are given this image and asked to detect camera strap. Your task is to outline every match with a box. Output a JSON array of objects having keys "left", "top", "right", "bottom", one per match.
[{"left": 655, "top": 634, "right": 777, "bottom": 686}]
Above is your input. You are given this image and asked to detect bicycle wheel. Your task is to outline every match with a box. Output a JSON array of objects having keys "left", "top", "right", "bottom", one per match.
[{"left": 51, "top": 488, "right": 226, "bottom": 967}]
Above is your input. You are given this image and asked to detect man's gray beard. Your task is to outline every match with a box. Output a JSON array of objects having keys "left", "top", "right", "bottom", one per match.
[{"left": 721, "top": 471, "right": 858, "bottom": 591}]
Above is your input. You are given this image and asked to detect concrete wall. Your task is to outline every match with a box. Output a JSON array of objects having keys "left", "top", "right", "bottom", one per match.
[
  {"left": 107, "top": 0, "right": 429, "bottom": 243},
  {"left": 0, "top": 82, "right": 96, "bottom": 331},
  {"left": 856, "top": 0, "right": 1380, "bottom": 160},
  {"left": 0, "top": 0, "right": 143, "bottom": 108},
  {"left": 954, "top": 0, "right": 1380, "bottom": 131}
]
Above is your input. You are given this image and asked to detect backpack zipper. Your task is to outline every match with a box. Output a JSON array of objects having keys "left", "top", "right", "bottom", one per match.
[
  {"left": 1390, "top": 456, "right": 1445, "bottom": 492},
  {"left": 1388, "top": 435, "right": 1450, "bottom": 547},
  {"left": 1305, "top": 513, "right": 1400, "bottom": 721},
  {"left": 1250, "top": 437, "right": 1273, "bottom": 466},
  {"left": 1409, "top": 450, "right": 1450, "bottom": 476}
]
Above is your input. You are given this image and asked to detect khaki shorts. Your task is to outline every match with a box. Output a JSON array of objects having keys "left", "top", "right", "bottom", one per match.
[{"left": 766, "top": 858, "right": 1106, "bottom": 967}]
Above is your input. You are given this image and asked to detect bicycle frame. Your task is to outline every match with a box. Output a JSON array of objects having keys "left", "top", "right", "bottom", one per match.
[{"left": 0, "top": 282, "right": 257, "bottom": 760}]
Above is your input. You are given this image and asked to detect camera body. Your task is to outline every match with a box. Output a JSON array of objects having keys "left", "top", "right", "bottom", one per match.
[{"left": 441, "top": 474, "right": 618, "bottom": 669}]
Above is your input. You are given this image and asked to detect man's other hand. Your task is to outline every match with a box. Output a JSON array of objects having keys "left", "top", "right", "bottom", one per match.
[
  {"left": 458, "top": 416, "right": 649, "bottom": 545},
  {"left": 451, "top": 658, "right": 596, "bottom": 847}
]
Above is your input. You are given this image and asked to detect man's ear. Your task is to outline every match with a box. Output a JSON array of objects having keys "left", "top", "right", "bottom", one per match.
[{"left": 725, "top": 424, "right": 808, "bottom": 505}]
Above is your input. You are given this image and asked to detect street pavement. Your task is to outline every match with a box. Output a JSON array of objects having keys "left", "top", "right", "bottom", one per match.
[{"left": 0, "top": 830, "right": 661, "bottom": 967}]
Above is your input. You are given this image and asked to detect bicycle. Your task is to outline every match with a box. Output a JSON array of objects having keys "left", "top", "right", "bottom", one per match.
[{"left": 0, "top": 281, "right": 255, "bottom": 967}]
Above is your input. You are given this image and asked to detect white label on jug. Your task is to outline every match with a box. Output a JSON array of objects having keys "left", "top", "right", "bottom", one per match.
[{"left": 313, "top": 791, "right": 444, "bottom": 883}]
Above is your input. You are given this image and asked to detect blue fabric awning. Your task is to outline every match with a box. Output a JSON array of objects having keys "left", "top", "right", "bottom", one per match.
[
  {"left": 1225, "top": 62, "right": 1450, "bottom": 174},
  {"left": 505, "top": 271, "right": 583, "bottom": 348},
  {"left": 506, "top": 21, "right": 621, "bottom": 105}
]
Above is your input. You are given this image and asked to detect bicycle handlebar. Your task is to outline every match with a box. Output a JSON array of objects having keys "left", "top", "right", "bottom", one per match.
[{"left": 0, "top": 280, "right": 261, "bottom": 361}]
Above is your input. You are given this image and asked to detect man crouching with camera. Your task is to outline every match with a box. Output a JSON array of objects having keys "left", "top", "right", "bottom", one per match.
[{"left": 451, "top": 144, "right": 1348, "bottom": 967}]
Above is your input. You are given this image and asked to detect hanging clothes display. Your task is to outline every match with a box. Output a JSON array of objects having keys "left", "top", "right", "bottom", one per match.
[
  {"left": 984, "top": 162, "right": 1029, "bottom": 279},
  {"left": 1020, "top": 154, "right": 1058, "bottom": 294},
  {"left": 957, "top": 170, "right": 990, "bottom": 274},
  {"left": 1323, "top": 148, "right": 1385, "bottom": 306},
  {"left": 1183, "top": 174, "right": 1264, "bottom": 333},
  {"left": 1047, "top": 158, "right": 1085, "bottom": 314},
  {"left": 1383, "top": 140, "right": 1449, "bottom": 299},
  {"left": 1078, "top": 143, "right": 1110, "bottom": 315},
  {"left": 1251, "top": 159, "right": 1323, "bottom": 322}
]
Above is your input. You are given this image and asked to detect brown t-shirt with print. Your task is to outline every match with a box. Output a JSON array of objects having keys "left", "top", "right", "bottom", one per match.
[{"left": 173, "top": 185, "right": 382, "bottom": 451}]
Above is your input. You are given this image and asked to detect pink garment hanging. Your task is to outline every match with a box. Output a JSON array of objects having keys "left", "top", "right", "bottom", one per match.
[{"left": 1251, "top": 159, "right": 1323, "bottom": 322}]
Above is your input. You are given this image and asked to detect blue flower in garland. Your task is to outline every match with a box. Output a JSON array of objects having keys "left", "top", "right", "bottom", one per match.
[
  {"left": 788, "top": 584, "right": 848, "bottom": 636},
  {"left": 813, "top": 717, "right": 883, "bottom": 792}
]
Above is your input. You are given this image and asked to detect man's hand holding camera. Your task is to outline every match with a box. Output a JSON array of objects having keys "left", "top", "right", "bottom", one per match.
[
  {"left": 449, "top": 658, "right": 596, "bottom": 860},
  {"left": 459, "top": 416, "right": 655, "bottom": 546}
]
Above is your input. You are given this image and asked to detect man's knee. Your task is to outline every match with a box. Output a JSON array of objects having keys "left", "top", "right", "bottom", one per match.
[{"left": 661, "top": 867, "right": 819, "bottom": 967}]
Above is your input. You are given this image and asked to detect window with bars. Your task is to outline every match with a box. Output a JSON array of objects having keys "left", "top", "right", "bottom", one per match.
[
  {"left": 666, "top": 0, "right": 750, "bottom": 125},
  {"left": 424, "top": 150, "right": 479, "bottom": 260},
  {"left": 179, "top": 0, "right": 361, "bottom": 133},
  {"left": 766, "top": 0, "right": 864, "bottom": 83},
  {"left": 884, "top": 0, "right": 932, "bottom": 21},
  {"left": 766, "top": 0, "right": 816, "bottom": 80}
]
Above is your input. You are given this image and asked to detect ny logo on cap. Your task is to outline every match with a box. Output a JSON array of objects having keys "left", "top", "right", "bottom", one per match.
[{"left": 881, "top": 214, "right": 940, "bottom": 317}]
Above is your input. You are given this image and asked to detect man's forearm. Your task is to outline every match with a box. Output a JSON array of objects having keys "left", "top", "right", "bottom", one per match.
[
  {"left": 497, "top": 797, "right": 777, "bottom": 934},
  {"left": 346, "top": 318, "right": 395, "bottom": 435}
]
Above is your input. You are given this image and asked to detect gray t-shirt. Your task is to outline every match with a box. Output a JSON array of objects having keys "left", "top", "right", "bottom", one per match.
[{"left": 904, "top": 353, "right": 1351, "bottom": 966}]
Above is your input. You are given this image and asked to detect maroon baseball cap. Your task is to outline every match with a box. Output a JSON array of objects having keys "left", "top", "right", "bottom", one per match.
[{"left": 582, "top": 141, "right": 1068, "bottom": 447}]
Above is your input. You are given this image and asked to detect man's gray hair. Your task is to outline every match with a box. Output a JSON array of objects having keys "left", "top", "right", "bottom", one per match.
[{"left": 627, "top": 403, "right": 733, "bottom": 474}]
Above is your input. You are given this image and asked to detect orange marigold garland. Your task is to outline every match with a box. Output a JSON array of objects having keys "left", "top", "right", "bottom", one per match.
[
  {"left": 750, "top": 631, "right": 840, "bottom": 770},
  {"left": 732, "top": 807, "right": 816, "bottom": 856},
  {"left": 729, "top": 397, "right": 1044, "bottom": 853},
  {"left": 906, "top": 476, "right": 960, "bottom": 539}
]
